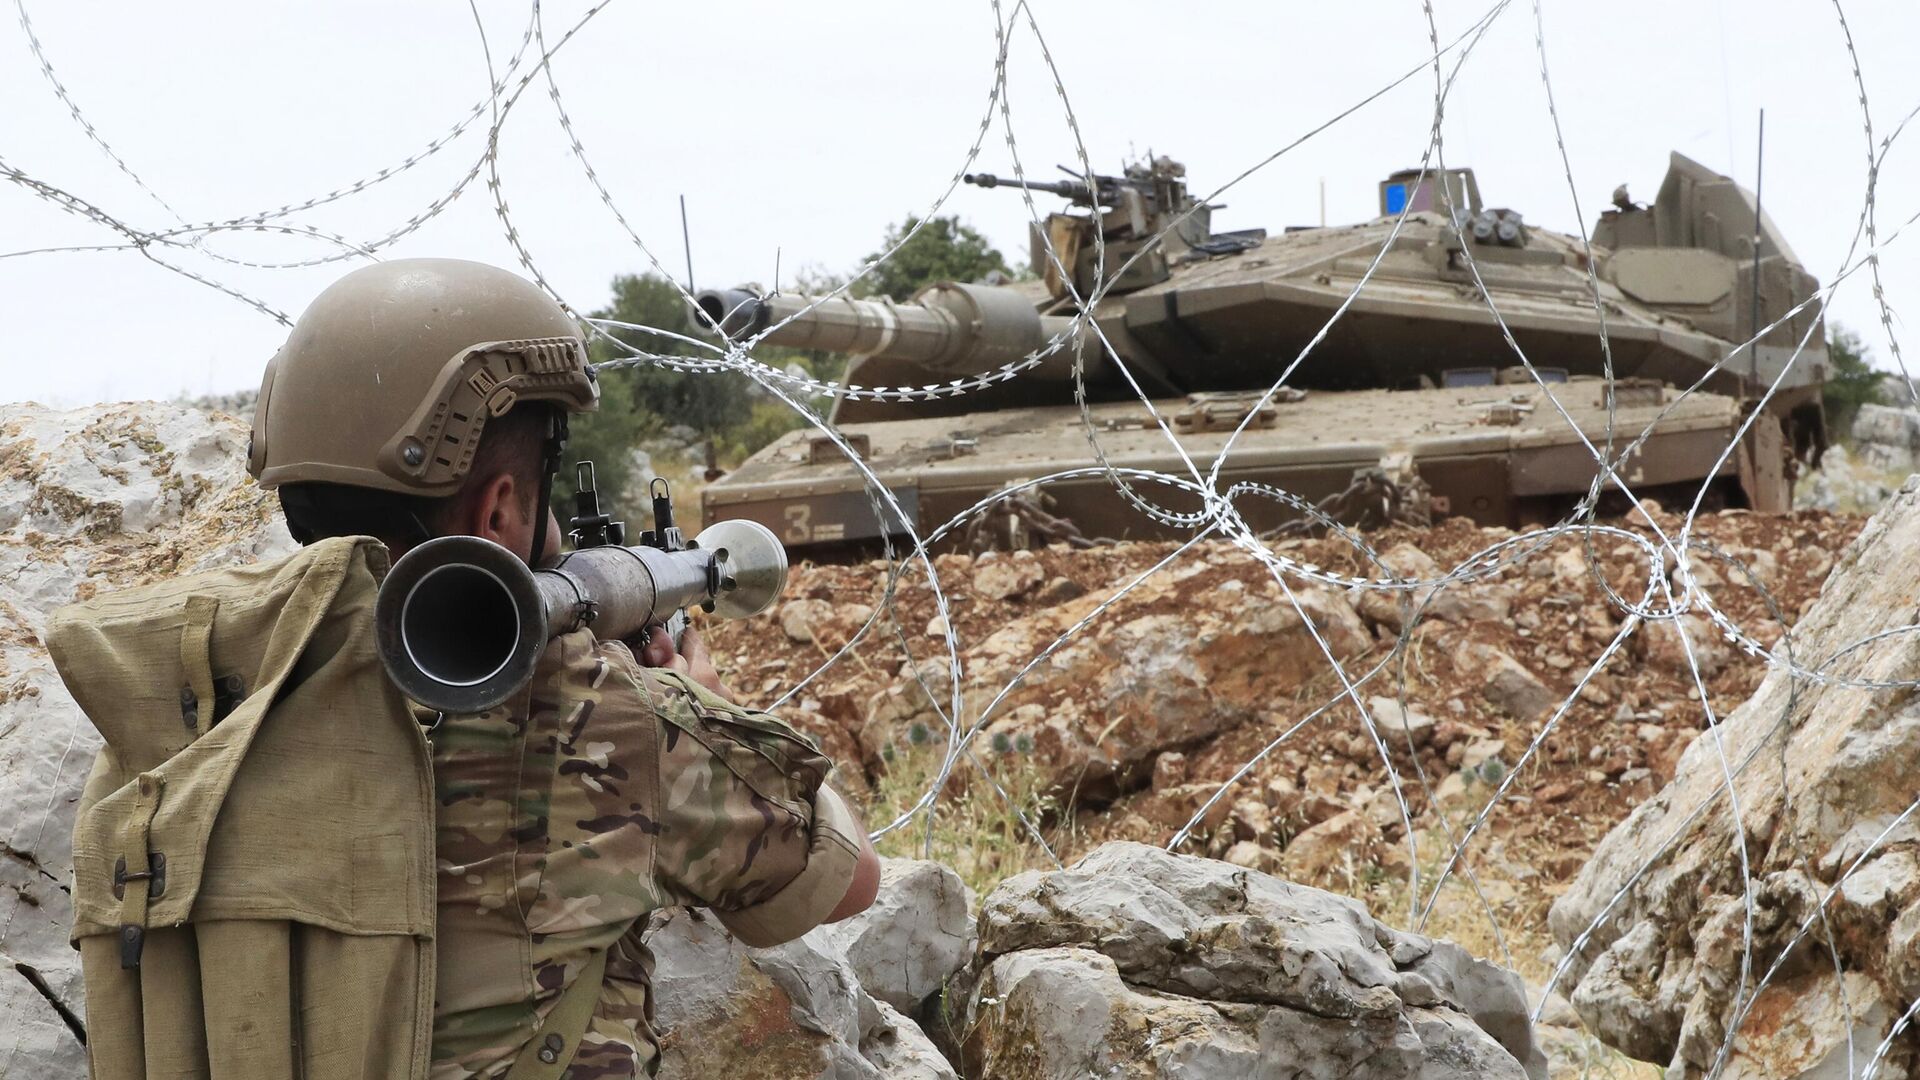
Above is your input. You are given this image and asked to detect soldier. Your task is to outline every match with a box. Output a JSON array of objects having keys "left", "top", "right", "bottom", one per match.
[{"left": 248, "top": 258, "right": 881, "bottom": 1077}]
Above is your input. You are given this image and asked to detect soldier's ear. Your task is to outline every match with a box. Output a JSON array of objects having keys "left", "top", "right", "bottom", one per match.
[{"left": 462, "top": 470, "right": 525, "bottom": 548}]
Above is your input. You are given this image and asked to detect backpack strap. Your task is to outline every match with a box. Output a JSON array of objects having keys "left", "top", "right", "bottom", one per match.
[
  {"left": 178, "top": 594, "right": 219, "bottom": 735},
  {"left": 112, "top": 772, "right": 166, "bottom": 968},
  {"left": 502, "top": 949, "right": 609, "bottom": 1080}
]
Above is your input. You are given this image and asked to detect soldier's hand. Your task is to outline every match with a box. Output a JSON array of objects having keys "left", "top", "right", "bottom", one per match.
[{"left": 636, "top": 625, "right": 734, "bottom": 703}]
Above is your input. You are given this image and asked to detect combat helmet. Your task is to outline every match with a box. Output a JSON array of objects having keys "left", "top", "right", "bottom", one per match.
[{"left": 248, "top": 258, "right": 600, "bottom": 498}]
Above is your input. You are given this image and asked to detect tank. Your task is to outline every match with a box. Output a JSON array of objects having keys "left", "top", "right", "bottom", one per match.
[{"left": 695, "top": 152, "right": 1829, "bottom": 555}]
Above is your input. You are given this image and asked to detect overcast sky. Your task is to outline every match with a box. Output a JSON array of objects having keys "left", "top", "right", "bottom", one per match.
[{"left": 5, "top": 0, "right": 1917, "bottom": 406}]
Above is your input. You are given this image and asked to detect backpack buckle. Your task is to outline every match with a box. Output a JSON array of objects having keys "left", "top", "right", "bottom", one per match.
[{"left": 112, "top": 852, "right": 167, "bottom": 900}]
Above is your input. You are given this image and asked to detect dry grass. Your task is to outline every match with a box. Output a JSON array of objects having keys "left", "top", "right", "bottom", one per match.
[{"left": 859, "top": 739, "right": 1070, "bottom": 900}]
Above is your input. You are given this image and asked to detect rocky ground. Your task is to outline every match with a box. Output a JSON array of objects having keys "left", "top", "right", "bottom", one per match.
[
  {"left": 0, "top": 398, "right": 1896, "bottom": 1079},
  {"left": 706, "top": 503, "right": 1862, "bottom": 1076},
  {"left": 715, "top": 510, "right": 1855, "bottom": 876}
]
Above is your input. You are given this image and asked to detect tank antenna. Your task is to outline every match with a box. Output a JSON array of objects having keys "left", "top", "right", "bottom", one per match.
[
  {"left": 679, "top": 194, "right": 696, "bottom": 293},
  {"left": 1749, "top": 108, "right": 1765, "bottom": 382}
]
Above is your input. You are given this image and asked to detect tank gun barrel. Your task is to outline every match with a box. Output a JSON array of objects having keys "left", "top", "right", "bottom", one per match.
[
  {"left": 695, "top": 283, "right": 1085, "bottom": 379},
  {"left": 964, "top": 172, "right": 1108, "bottom": 206}
]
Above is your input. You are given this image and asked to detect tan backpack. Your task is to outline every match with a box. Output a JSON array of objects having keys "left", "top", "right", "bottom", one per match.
[{"left": 48, "top": 537, "right": 604, "bottom": 1080}]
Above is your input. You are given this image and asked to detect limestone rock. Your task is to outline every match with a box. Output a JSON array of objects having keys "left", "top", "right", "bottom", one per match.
[
  {"left": 1353, "top": 543, "right": 1443, "bottom": 631},
  {"left": 971, "top": 555, "right": 1045, "bottom": 601},
  {"left": 1281, "top": 809, "right": 1381, "bottom": 883},
  {"left": 649, "top": 907, "right": 957, "bottom": 1080},
  {"left": 1633, "top": 612, "right": 1732, "bottom": 679},
  {"left": 818, "top": 858, "right": 975, "bottom": 1015},
  {"left": 1852, "top": 402, "right": 1920, "bottom": 475},
  {"left": 961, "top": 842, "right": 1545, "bottom": 1080},
  {"left": 0, "top": 402, "right": 294, "bottom": 1079},
  {"left": 781, "top": 598, "right": 837, "bottom": 642},
  {"left": 1135, "top": 782, "right": 1235, "bottom": 833},
  {"left": 1223, "top": 840, "right": 1281, "bottom": 874},
  {"left": 1151, "top": 750, "right": 1189, "bottom": 791},
  {"left": 1798, "top": 443, "right": 1896, "bottom": 514},
  {"left": 1368, "top": 695, "right": 1435, "bottom": 745},
  {"left": 1473, "top": 647, "right": 1560, "bottom": 722},
  {"left": 1460, "top": 737, "right": 1507, "bottom": 772},
  {"left": 1352, "top": 543, "right": 1515, "bottom": 631},
  {"left": 838, "top": 602, "right": 877, "bottom": 633},
  {"left": 1033, "top": 575, "right": 1085, "bottom": 605},
  {"left": 861, "top": 999, "right": 961, "bottom": 1080},
  {"left": 1550, "top": 480, "right": 1920, "bottom": 1077},
  {"left": 1717, "top": 972, "right": 1896, "bottom": 1080}
]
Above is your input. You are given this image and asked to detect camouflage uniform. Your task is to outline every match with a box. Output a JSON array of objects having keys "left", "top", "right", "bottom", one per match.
[{"left": 426, "top": 627, "right": 861, "bottom": 1079}]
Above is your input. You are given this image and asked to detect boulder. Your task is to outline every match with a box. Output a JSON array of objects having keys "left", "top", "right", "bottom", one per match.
[
  {"left": 1851, "top": 402, "right": 1920, "bottom": 475},
  {"left": 959, "top": 842, "right": 1545, "bottom": 1079},
  {"left": 1550, "top": 478, "right": 1920, "bottom": 1078},
  {"left": 648, "top": 886, "right": 963, "bottom": 1080},
  {"left": 649, "top": 857, "right": 969, "bottom": 1078},
  {"left": 0, "top": 403, "right": 294, "bottom": 1079},
  {"left": 817, "top": 858, "right": 975, "bottom": 1015}
]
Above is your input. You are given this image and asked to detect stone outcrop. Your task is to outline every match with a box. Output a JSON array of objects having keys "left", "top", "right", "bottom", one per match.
[
  {"left": 1550, "top": 477, "right": 1920, "bottom": 1078},
  {"left": 956, "top": 843, "right": 1545, "bottom": 1080},
  {"left": 816, "top": 859, "right": 976, "bottom": 1015},
  {"left": 647, "top": 858, "right": 973, "bottom": 1080},
  {"left": 1798, "top": 444, "right": 1898, "bottom": 514},
  {"left": 1851, "top": 402, "right": 1920, "bottom": 475},
  {"left": 0, "top": 402, "right": 292, "bottom": 1078}
]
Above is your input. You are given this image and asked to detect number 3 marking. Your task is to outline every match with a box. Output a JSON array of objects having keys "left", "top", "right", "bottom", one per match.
[{"left": 783, "top": 504, "right": 812, "bottom": 543}]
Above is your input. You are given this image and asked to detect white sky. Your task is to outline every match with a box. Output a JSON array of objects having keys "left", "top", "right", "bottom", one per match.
[{"left": 5, "top": 0, "right": 1918, "bottom": 406}]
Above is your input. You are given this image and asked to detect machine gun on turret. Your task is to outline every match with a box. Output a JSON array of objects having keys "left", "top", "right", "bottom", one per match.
[
  {"left": 963, "top": 171, "right": 1111, "bottom": 207},
  {"left": 963, "top": 156, "right": 1264, "bottom": 299}
]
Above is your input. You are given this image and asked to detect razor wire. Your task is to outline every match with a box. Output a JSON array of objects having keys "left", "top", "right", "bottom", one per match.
[{"left": 8, "top": 3, "right": 1920, "bottom": 1078}]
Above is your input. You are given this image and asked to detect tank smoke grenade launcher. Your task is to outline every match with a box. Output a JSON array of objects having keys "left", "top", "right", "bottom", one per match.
[{"left": 375, "top": 463, "right": 789, "bottom": 714}]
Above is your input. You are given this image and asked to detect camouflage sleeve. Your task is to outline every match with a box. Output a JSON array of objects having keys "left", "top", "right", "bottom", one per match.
[{"left": 638, "top": 663, "right": 864, "bottom": 947}]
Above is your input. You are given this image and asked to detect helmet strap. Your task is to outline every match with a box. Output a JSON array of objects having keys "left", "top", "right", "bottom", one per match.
[{"left": 527, "top": 408, "right": 568, "bottom": 567}]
